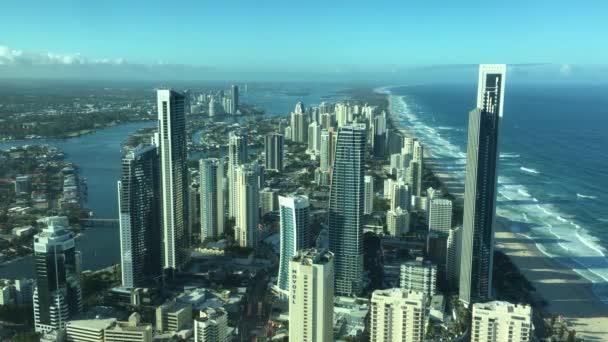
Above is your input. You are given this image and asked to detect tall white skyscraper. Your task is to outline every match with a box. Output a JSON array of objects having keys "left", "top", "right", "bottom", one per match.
[
  {"left": 118, "top": 144, "right": 162, "bottom": 288},
  {"left": 370, "top": 288, "right": 427, "bottom": 342},
  {"left": 277, "top": 195, "right": 311, "bottom": 292},
  {"left": 460, "top": 64, "right": 506, "bottom": 305},
  {"left": 307, "top": 121, "right": 321, "bottom": 155},
  {"left": 290, "top": 108, "right": 308, "bottom": 143},
  {"left": 228, "top": 132, "right": 248, "bottom": 219},
  {"left": 199, "top": 158, "right": 225, "bottom": 241},
  {"left": 428, "top": 198, "right": 453, "bottom": 236},
  {"left": 33, "top": 217, "right": 82, "bottom": 333},
  {"left": 235, "top": 165, "right": 259, "bottom": 248},
  {"left": 157, "top": 89, "right": 189, "bottom": 272},
  {"left": 328, "top": 124, "right": 366, "bottom": 296},
  {"left": 471, "top": 301, "right": 533, "bottom": 342},
  {"left": 364, "top": 175, "right": 374, "bottom": 215},
  {"left": 289, "top": 249, "right": 334, "bottom": 342}
]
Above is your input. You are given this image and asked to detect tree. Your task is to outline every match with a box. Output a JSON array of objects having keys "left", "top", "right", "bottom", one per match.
[{"left": 567, "top": 330, "right": 576, "bottom": 342}]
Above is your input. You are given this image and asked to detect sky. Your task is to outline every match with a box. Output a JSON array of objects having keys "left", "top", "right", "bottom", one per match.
[{"left": 1, "top": 0, "right": 607, "bottom": 81}]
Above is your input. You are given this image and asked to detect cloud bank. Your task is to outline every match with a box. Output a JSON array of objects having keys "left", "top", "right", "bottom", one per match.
[{"left": 0, "top": 45, "right": 127, "bottom": 66}]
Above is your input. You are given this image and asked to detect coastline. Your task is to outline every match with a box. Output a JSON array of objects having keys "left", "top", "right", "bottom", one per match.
[{"left": 380, "top": 87, "right": 608, "bottom": 339}]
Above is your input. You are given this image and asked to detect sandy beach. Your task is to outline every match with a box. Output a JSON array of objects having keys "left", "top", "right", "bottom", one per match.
[{"left": 494, "top": 226, "right": 608, "bottom": 340}]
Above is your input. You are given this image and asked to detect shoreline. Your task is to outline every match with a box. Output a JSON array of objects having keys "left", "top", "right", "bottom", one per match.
[{"left": 380, "top": 87, "right": 608, "bottom": 339}]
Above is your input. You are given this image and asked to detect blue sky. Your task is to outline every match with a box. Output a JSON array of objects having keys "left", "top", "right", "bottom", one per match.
[{"left": 1, "top": 0, "right": 606, "bottom": 80}]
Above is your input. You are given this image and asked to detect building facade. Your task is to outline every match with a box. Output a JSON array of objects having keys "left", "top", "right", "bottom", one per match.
[
  {"left": 428, "top": 198, "right": 453, "bottom": 236},
  {"left": 471, "top": 301, "right": 533, "bottom": 342},
  {"left": 459, "top": 64, "right": 506, "bottom": 304},
  {"left": 264, "top": 132, "right": 284, "bottom": 172},
  {"left": 235, "top": 165, "right": 259, "bottom": 248},
  {"left": 194, "top": 308, "right": 228, "bottom": 342},
  {"left": 157, "top": 89, "right": 189, "bottom": 271},
  {"left": 289, "top": 249, "right": 334, "bottom": 342},
  {"left": 328, "top": 124, "right": 366, "bottom": 296},
  {"left": 33, "top": 217, "right": 82, "bottom": 333},
  {"left": 400, "top": 258, "right": 437, "bottom": 298},
  {"left": 227, "top": 132, "right": 248, "bottom": 220},
  {"left": 364, "top": 175, "right": 374, "bottom": 215},
  {"left": 199, "top": 158, "right": 225, "bottom": 241},
  {"left": 277, "top": 195, "right": 311, "bottom": 291},
  {"left": 118, "top": 144, "right": 162, "bottom": 288},
  {"left": 370, "top": 288, "right": 427, "bottom": 342}
]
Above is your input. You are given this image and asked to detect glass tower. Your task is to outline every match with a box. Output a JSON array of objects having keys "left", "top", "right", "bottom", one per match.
[
  {"left": 459, "top": 64, "right": 506, "bottom": 304},
  {"left": 277, "top": 195, "right": 311, "bottom": 291},
  {"left": 328, "top": 123, "right": 366, "bottom": 296}
]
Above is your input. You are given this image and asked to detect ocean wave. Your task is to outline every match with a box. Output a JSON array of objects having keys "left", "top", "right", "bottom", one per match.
[
  {"left": 577, "top": 193, "right": 598, "bottom": 200},
  {"left": 386, "top": 89, "right": 608, "bottom": 300},
  {"left": 520, "top": 167, "right": 540, "bottom": 174}
]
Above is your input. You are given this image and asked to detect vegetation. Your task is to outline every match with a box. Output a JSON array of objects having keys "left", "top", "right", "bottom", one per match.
[{"left": 0, "top": 304, "right": 34, "bottom": 325}]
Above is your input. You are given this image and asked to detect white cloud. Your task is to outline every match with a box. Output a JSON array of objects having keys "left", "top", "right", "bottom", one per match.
[
  {"left": 0, "top": 45, "right": 127, "bottom": 66},
  {"left": 559, "top": 64, "right": 572, "bottom": 76}
]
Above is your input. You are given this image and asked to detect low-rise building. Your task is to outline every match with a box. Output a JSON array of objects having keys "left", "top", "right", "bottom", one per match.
[
  {"left": 156, "top": 300, "right": 193, "bottom": 333},
  {"left": 104, "top": 312, "right": 153, "bottom": 342},
  {"left": 66, "top": 318, "right": 115, "bottom": 342}
]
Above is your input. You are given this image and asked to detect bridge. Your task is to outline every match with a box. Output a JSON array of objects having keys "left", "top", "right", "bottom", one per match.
[{"left": 80, "top": 218, "right": 119, "bottom": 228}]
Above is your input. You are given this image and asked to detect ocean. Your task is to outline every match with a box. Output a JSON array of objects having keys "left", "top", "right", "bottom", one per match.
[{"left": 385, "top": 83, "right": 608, "bottom": 302}]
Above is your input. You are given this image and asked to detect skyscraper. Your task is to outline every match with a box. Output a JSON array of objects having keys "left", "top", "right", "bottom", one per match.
[
  {"left": 33, "top": 217, "right": 82, "bottom": 333},
  {"left": 235, "top": 165, "right": 259, "bottom": 248},
  {"left": 228, "top": 132, "right": 248, "bottom": 219},
  {"left": 459, "top": 64, "right": 506, "bottom": 305},
  {"left": 290, "top": 110, "right": 308, "bottom": 143},
  {"left": 194, "top": 308, "right": 228, "bottom": 342},
  {"left": 289, "top": 249, "right": 334, "bottom": 342},
  {"left": 364, "top": 175, "right": 374, "bottom": 215},
  {"left": 277, "top": 195, "right": 311, "bottom": 292},
  {"left": 390, "top": 180, "right": 411, "bottom": 211},
  {"left": 428, "top": 198, "right": 453, "bottom": 236},
  {"left": 199, "top": 158, "right": 225, "bottom": 241},
  {"left": 307, "top": 121, "right": 321, "bottom": 155},
  {"left": 370, "top": 288, "right": 426, "bottom": 342},
  {"left": 231, "top": 84, "right": 239, "bottom": 112},
  {"left": 157, "top": 89, "right": 189, "bottom": 272},
  {"left": 118, "top": 144, "right": 162, "bottom": 288},
  {"left": 328, "top": 123, "right": 366, "bottom": 295},
  {"left": 471, "top": 301, "right": 533, "bottom": 342},
  {"left": 264, "top": 132, "right": 284, "bottom": 172},
  {"left": 387, "top": 207, "right": 410, "bottom": 237}
]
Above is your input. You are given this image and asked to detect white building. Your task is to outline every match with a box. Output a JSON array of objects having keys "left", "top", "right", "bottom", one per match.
[
  {"left": 290, "top": 110, "right": 308, "bottom": 143},
  {"left": 364, "top": 175, "right": 374, "bottom": 215},
  {"left": 370, "top": 288, "right": 426, "bottom": 342},
  {"left": 259, "top": 188, "right": 279, "bottom": 216},
  {"left": 194, "top": 308, "right": 228, "bottom": 342},
  {"left": 471, "top": 301, "right": 533, "bottom": 342},
  {"left": 387, "top": 207, "right": 409, "bottom": 237},
  {"left": 156, "top": 300, "right": 193, "bottom": 333},
  {"left": 227, "top": 132, "right": 248, "bottom": 220},
  {"left": 66, "top": 318, "right": 116, "bottom": 342},
  {"left": 400, "top": 257, "right": 437, "bottom": 298},
  {"left": 235, "top": 165, "right": 260, "bottom": 248},
  {"left": 307, "top": 121, "right": 321, "bottom": 156},
  {"left": 428, "top": 198, "right": 453, "bottom": 235},
  {"left": 289, "top": 249, "right": 334, "bottom": 342},
  {"left": 157, "top": 89, "right": 189, "bottom": 271},
  {"left": 104, "top": 313, "right": 153, "bottom": 342},
  {"left": 390, "top": 180, "right": 411, "bottom": 211}
]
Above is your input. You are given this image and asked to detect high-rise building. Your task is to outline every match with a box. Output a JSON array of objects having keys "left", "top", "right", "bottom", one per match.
[
  {"left": 231, "top": 84, "right": 239, "bottom": 112},
  {"left": 199, "top": 158, "right": 225, "bottom": 241},
  {"left": 264, "top": 132, "right": 284, "bottom": 172},
  {"left": 406, "top": 159, "right": 423, "bottom": 197},
  {"left": 259, "top": 188, "right": 279, "bottom": 216},
  {"left": 118, "top": 144, "right": 162, "bottom": 288},
  {"left": 387, "top": 207, "right": 410, "bottom": 237},
  {"left": 471, "top": 301, "right": 533, "bottom": 342},
  {"left": 400, "top": 257, "right": 437, "bottom": 298},
  {"left": 390, "top": 180, "right": 411, "bottom": 211},
  {"left": 277, "top": 195, "right": 311, "bottom": 292},
  {"left": 447, "top": 227, "right": 462, "bottom": 289},
  {"left": 319, "top": 128, "right": 336, "bottom": 172},
  {"left": 33, "top": 217, "right": 82, "bottom": 333},
  {"left": 157, "top": 89, "right": 189, "bottom": 272},
  {"left": 335, "top": 102, "right": 350, "bottom": 127},
  {"left": 428, "top": 198, "right": 453, "bottom": 236},
  {"left": 319, "top": 112, "right": 334, "bottom": 130},
  {"left": 364, "top": 175, "right": 374, "bottom": 215},
  {"left": 194, "top": 308, "right": 228, "bottom": 342},
  {"left": 228, "top": 132, "right": 248, "bottom": 219},
  {"left": 459, "top": 64, "right": 506, "bottom": 305},
  {"left": 328, "top": 123, "right": 366, "bottom": 296},
  {"left": 370, "top": 288, "right": 427, "bottom": 342},
  {"left": 235, "top": 165, "right": 259, "bottom": 248},
  {"left": 402, "top": 137, "right": 416, "bottom": 157},
  {"left": 307, "top": 121, "right": 321, "bottom": 155},
  {"left": 290, "top": 111, "right": 308, "bottom": 143},
  {"left": 289, "top": 249, "right": 334, "bottom": 342},
  {"left": 372, "top": 112, "right": 387, "bottom": 158}
]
